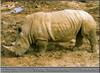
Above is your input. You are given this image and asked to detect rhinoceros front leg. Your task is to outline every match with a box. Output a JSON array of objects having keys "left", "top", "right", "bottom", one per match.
[{"left": 36, "top": 40, "right": 48, "bottom": 55}]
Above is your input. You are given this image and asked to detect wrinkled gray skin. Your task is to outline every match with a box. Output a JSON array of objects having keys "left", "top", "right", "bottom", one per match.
[{"left": 9, "top": 10, "right": 97, "bottom": 56}]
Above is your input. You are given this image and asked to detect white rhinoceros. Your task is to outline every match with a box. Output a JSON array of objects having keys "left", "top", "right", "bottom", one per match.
[{"left": 7, "top": 9, "right": 97, "bottom": 56}]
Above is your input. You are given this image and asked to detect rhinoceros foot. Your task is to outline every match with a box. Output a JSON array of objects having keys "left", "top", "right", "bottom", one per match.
[
  {"left": 87, "top": 49, "right": 97, "bottom": 53},
  {"left": 72, "top": 47, "right": 82, "bottom": 51}
]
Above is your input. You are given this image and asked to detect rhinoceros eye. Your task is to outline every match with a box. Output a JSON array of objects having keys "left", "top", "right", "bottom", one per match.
[
  {"left": 17, "top": 44, "right": 21, "bottom": 46},
  {"left": 15, "top": 43, "right": 21, "bottom": 47}
]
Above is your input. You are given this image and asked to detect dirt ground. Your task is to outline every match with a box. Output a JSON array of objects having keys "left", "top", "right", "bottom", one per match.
[{"left": 1, "top": 1, "right": 99, "bottom": 67}]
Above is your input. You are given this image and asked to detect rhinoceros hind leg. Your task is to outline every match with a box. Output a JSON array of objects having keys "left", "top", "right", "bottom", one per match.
[
  {"left": 36, "top": 40, "right": 48, "bottom": 55},
  {"left": 86, "top": 30, "right": 97, "bottom": 53},
  {"left": 74, "top": 30, "right": 83, "bottom": 51}
]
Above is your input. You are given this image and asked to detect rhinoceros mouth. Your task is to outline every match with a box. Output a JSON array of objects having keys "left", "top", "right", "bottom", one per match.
[{"left": 1, "top": 45, "right": 24, "bottom": 57}]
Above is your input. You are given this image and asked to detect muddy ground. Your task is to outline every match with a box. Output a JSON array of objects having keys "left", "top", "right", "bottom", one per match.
[{"left": 1, "top": 1, "right": 99, "bottom": 67}]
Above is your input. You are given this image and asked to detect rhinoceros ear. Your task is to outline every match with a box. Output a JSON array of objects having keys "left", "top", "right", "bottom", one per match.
[
  {"left": 16, "top": 21, "right": 23, "bottom": 34},
  {"left": 17, "top": 26, "right": 22, "bottom": 34}
]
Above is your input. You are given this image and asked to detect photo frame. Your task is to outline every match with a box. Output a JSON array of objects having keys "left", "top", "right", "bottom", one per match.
[{"left": 1, "top": 0, "right": 99, "bottom": 73}]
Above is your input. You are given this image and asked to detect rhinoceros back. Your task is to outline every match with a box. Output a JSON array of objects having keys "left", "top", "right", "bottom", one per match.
[
  {"left": 48, "top": 10, "right": 83, "bottom": 41},
  {"left": 23, "top": 10, "right": 96, "bottom": 42}
]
